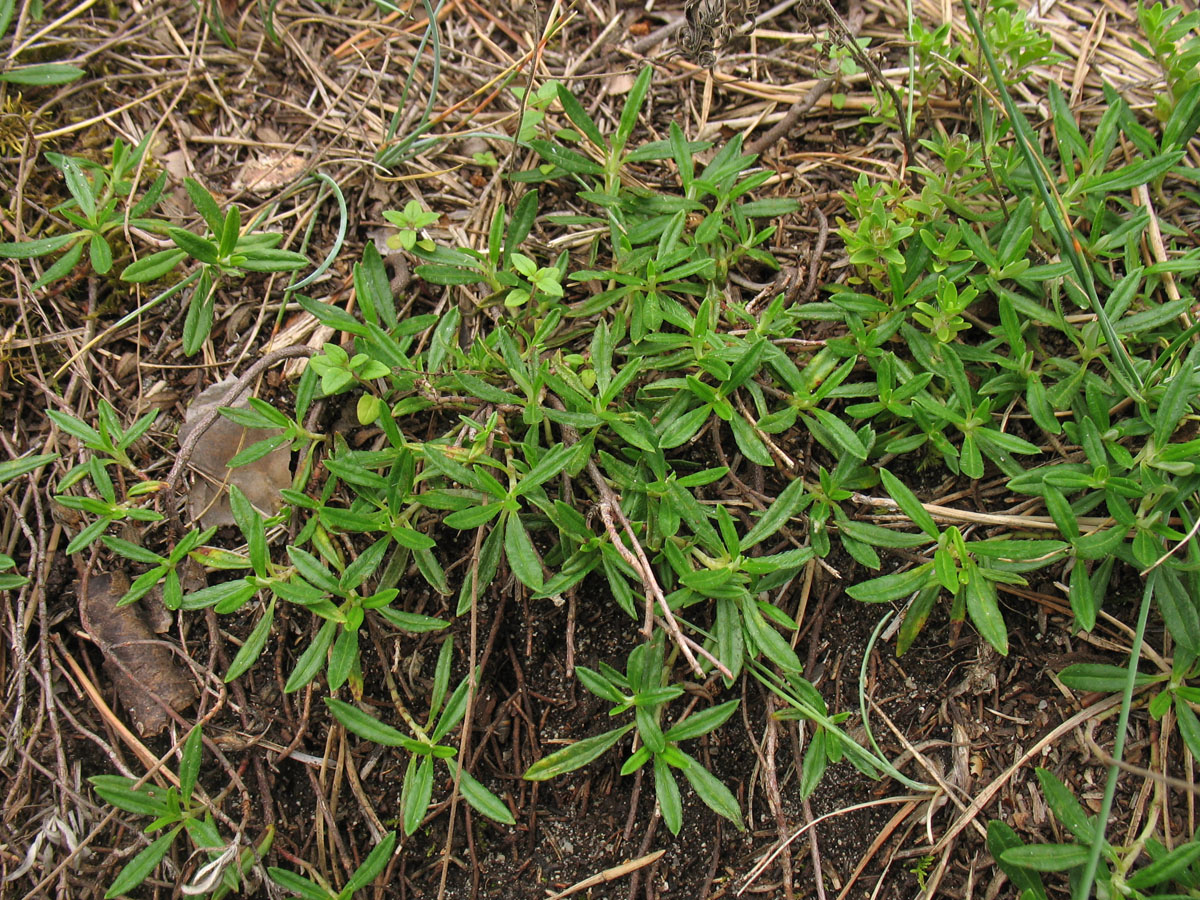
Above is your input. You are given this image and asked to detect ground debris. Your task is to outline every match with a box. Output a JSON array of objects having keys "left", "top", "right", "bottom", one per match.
[
  {"left": 177, "top": 378, "right": 292, "bottom": 528},
  {"left": 79, "top": 571, "right": 196, "bottom": 736}
]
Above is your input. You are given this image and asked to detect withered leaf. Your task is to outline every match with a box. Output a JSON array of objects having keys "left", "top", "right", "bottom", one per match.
[
  {"left": 177, "top": 378, "right": 292, "bottom": 528},
  {"left": 80, "top": 571, "right": 196, "bottom": 736}
]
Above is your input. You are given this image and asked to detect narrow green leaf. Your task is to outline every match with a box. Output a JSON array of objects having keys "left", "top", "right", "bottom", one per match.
[
  {"left": 1000, "top": 843, "right": 1089, "bottom": 872},
  {"left": 664, "top": 700, "right": 739, "bottom": 742},
  {"left": 104, "top": 827, "right": 182, "bottom": 898},
  {"left": 964, "top": 566, "right": 1008, "bottom": 656},
  {"left": 403, "top": 755, "right": 434, "bottom": 835},
  {"left": 678, "top": 751, "right": 742, "bottom": 829},
  {"left": 61, "top": 157, "right": 95, "bottom": 220},
  {"left": 615, "top": 66, "right": 653, "bottom": 153},
  {"left": 654, "top": 754, "right": 683, "bottom": 835},
  {"left": 523, "top": 724, "right": 634, "bottom": 781},
  {"left": 987, "top": 821, "right": 1048, "bottom": 900},
  {"left": 267, "top": 867, "right": 332, "bottom": 900},
  {"left": 178, "top": 726, "right": 203, "bottom": 805},
  {"left": 879, "top": 468, "right": 939, "bottom": 539},
  {"left": 0, "top": 63, "right": 86, "bottom": 85},
  {"left": 443, "top": 760, "right": 516, "bottom": 825},
  {"left": 1174, "top": 697, "right": 1200, "bottom": 762},
  {"left": 504, "top": 512, "right": 543, "bottom": 590},
  {"left": 1058, "top": 663, "right": 1160, "bottom": 693},
  {"left": 284, "top": 619, "right": 337, "bottom": 692},
  {"left": 1034, "top": 768, "right": 1093, "bottom": 842},
  {"left": 325, "top": 697, "right": 409, "bottom": 746},
  {"left": 846, "top": 564, "right": 934, "bottom": 603},
  {"left": 740, "top": 476, "right": 808, "bottom": 551},
  {"left": 0, "top": 234, "right": 76, "bottom": 259},
  {"left": 225, "top": 599, "right": 275, "bottom": 682},
  {"left": 326, "top": 625, "right": 357, "bottom": 692},
  {"left": 342, "top": 832, "right": 397, "bottom": 894}
]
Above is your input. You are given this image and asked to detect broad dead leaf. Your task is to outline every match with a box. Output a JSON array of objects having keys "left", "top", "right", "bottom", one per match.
[
  {"left": 177, "top": 379, "right": 292, "bottom": 528},
  {"left": 80, "top": 571, "right": 196, "bottom": 736},
  {"left": 232, "top": 152, "right": 308, "bottom": 194}
]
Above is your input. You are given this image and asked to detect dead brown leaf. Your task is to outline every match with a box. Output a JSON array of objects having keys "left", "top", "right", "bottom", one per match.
[
  {"left": 177, "top": 378, "right": 292, "bottom": 528},
  {"left": 80, "top": 571, "right": 196, "bottom": 736}
]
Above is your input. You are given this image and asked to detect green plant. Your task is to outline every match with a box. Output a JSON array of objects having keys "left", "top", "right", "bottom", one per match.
[
  {"left": 1133, "top": 0, "right": 1200, "bottom": 112},
  {"left": 0, "top": 451, "right": 57, "bottom": 587},
  {"left": 121, "top": 178, "right": 309, "bottom": 354},
  {"left": 0, "top": 138, "right": 167, "bottom": 287},
  {"left": 324, "top": 636, "right": 515, "bottom": 835},
  {"left": 268, "top": 832, "right": 397, "bottom": 900},
  {"left": 89, "top": 727, "right": 273, "bottom": 899},
  {"left": 989, "top": 767, "right": 1200, "bottom": 899},
  {"left": 523, "top": 633, "right": 742, "bottom": 835},
  {"left": 0, "top": 0, "right": 85, "bottom": 85}
]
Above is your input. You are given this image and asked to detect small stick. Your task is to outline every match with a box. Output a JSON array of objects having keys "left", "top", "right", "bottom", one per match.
[{"left": 547, "top": 849, "right": 666, "bottom": 900}]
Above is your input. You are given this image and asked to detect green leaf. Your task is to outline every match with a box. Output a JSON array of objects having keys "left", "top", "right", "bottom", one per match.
[
  {"left": 267, "top": 867, "right": 333, "bottom": 900},
  {"left": 286, "top": 546, "right": 340, "bottom": 593},
  {"left": 89, "top": 232, "right": 112, "bottom": 274},
  {"left": 504, "top": 512, "right": 543, "bottom": 590},
  {"left": 218, "top": 204, "right": 241, "bottom": 259},
  {"left": 526, "top": 140, "right": 604, "bottom": 176},
  {"left": 284, "top": 619, "right": 337, "bottom": 692},
  {"left": 180, "top": 577, "right": 256, "bottom": 611},
  {"left": 104, "top": 827, "right": 182, "bottom": 899},
  {"left": 800, "top": 729, "right": 827, "bottom": 799},
  {"left": 879, "top": 468, "right": 939, "bottom": 539},
  {"left": 664, "top": 700, "right": 739, "bottom": 742},
  {"left": 402, "top": 755, "right": 434, "bottom": 836},
  {"left": 615, "top": 66, "right": 653, "bottom": 153},
  {"left": 1034, "top": 768, "right": 1093, "bottom": 842},
  {"left": 1057, "top": 663, "right": 1160, "bottom": 693},
  {"left": 1174, "top": 696, "right": 1200, "bottom": 762},
  {"left": 0, "top": 234, "right": 76, "bottom": 259},
  {"left": 1125, "top": 838, "right": 1200, "bottom": 889},
  {"left": 1155, "top": 567, "right": 1200, "bottom": 657},
  {"left": 444, "top": 760, "right": 516, "bottom": 825},
  {"left": 964, "top": 566, "right": 1008, "bottom": 656},
  {"left": 326, "top": 625, "right": 357, "bottom": 692},
  {"left": 60, "top": 157, "right": 96, "bottom": 220},
  {"left": 677, "top": 750, "right": 742, "bottom": 829},
  {"left": 576, "top": 666, "right": 626, "bottom": 704},
  {"left": 730, "top": 414, "right": 774, "bottom": 466},
  {"left": 431, "top": 672, "right": 472, "bottom": 743},
  {"left": 743, "top": 601, "right": 802, "bottom": 671},
  {"left": 229, "top": 486, "right": 268, "bottom": 578},
  {"left": 808, "top": 407, "right": 867, "bottom": 459},
  {"left": 185, "top": 178, "right": 224, "bottom": 235},
  {"left": 740, "top": 476, "right": 808, "bottom": 551},
  {"left": 342, "top": 831, "right": 397, "bottom": 894},
  {"left": 170, "top": 226, "right": 219, "bottom": 264},
  {"left": 0, "top": 452, "right": 57, "bottom": 483},
  {"left": 523, "top": 724, "right": 634, "bottom": 781},
  {"left": 237, "top": 248, "right": 308, "bottom": 272},
  {"left": 178, "top": 725, "right": 204, "bottom": 805},
  {"left": 225, "top": 599, "right": 275, "bottom": 682},
  {"left": 325, "top": 697, "right": 410, "bottom": 746},
  {"left": 556, "top": 83, "right": 606, "bottom": 149},
  {"left": 374, "top": 608, "right": 449, "bottom": 634},
  {"left": 89, "top": 775, "right": 170, "bottom": 816},
  {"left": 1000, "top": 843, "right": 1089, "bottom": 872},
  {"left": 0, "top": 63, "right": 86, "bottom": 85},
  {"left": 987, "top": 821, "right": 1048, "bottom": 900},
  {"left": 654, "top": 754, "right": 683, "bottom": 835},
  {"left": 846, "top": 563, "right": 934, "bottom": 603}
]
